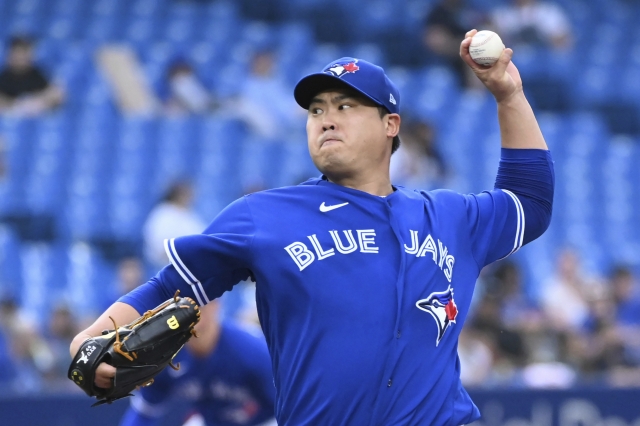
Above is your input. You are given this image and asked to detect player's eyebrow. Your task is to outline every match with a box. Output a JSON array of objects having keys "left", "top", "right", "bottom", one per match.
[
  {"left": 308, "top": 97, "right": 326, "bottom": 108},
  {"left": 309, "top": 93, "right": 357, "bottom": 108}
]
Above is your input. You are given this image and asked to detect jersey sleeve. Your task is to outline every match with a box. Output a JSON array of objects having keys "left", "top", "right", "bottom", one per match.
[
  {"left": 162, "top": 196, "right": 255, "bottom": 306},
  {"left": 463, "top": 189, "right": 525, "bottom": 267},
  {"left": 432, "top": 148, "right": 553, "bottom": 269}
]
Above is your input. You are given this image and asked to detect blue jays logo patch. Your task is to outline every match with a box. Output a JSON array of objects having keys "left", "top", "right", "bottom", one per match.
[
  {"left": 416, "top": 286, "right": 458, "bottom": 346},
  {"left": 324, "top": 60, "right": 359, "bottom": 78}
]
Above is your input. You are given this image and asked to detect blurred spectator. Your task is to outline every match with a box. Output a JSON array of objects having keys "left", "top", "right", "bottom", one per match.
[
  {"left": 467, "top": 261, "right": 578, "bottom": 388},
  {"left": 43, "top": 304, "right": 80, "bottom": 391},
  {"left": 492, "top": 261, "right": 544, "bottom": 330},
  {"left": 0, "top": 36, "right": 64, "bottom": 115},
  {"left": 7, "top": 322, "right": 53, "bottom": 393},
  {"left": 99, "top": 257, "right": 146, "bottom": 312},
  {"left": 390, "top": 119, "right": 449, "bottom": 190},
  {"left": 491, "top": 0, "right": 572, "bottom": 50},
  {"left": 116, "top": 256, "right": 145, "bottom": 295},
  {"left": 0, "top": 296, "right": 26, "bottom": 332},
  {"left": 458, "top": 328, "right": 493, "bottom": 387},
  {"left": 163, "top": 58, "right": 216, "bottom": 115},
  {"left": 610, "top": 265, "right": 640, "bottom": 326},
  {"left": 540, "top": 249, "right": 598, "bottom": 332},
  {"left": 0, "top": 135, "right": 6, "bottom": 181},
  {"left": 0, "top": 296, "right": 54, "bottom": 393},
  {"left": 0, "top": 328, "right": 16, "bottom": 388},
  {"left": 422, "top": 0, "right": 488, "bottom": 88},
  {"left": 607, "top": 265, "right": 640, "bottom": 386},
  {"left": 234, "top": 50, "right": 302, "bottom": 139},
  {"left": 143, "top": 181, "right": 207, "bottom": 270},
  {"left": 468, "top": 288, "right": 527, "bottom": 386}
]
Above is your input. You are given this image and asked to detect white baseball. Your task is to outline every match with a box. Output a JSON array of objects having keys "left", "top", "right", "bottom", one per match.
[{"left": 469, "top": 30, "right": 505, "bottom": 66}]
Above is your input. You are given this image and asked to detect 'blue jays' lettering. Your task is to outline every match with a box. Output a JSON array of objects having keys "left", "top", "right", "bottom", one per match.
[{"left": 284, "top": 229, "right": 455, "bottom": 282}]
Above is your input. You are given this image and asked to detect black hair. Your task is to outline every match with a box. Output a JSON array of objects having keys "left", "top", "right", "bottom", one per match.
[
  {"left": 162, "top": 181, "right": 191, "bottom": 203},
  {"left": 8, "top": 35, "right": 33, "bottom": 49}
]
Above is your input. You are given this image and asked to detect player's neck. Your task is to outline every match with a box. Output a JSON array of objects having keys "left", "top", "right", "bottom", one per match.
[{"left": 326, "top": 173, "right": 393, "bottom": 197}]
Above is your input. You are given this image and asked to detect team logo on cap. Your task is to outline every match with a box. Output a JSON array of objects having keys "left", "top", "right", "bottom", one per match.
[
  {"left": 416, "top": 285, "right": 458, "bottom": 346},
  {"left": 324, "top": 60, "right": 359, "bottom": 78}
]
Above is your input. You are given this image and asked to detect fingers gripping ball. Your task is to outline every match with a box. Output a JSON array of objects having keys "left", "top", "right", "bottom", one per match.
[
  {"left": 68, "top": 291, "right": 201, "bottom": 406},
  {"left": 469, "top": 30, "right": 505, "bottom": 66}
]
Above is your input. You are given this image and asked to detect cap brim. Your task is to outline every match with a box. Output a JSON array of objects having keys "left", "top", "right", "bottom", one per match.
[{"left": 294, "top": 74, "right": 383, "bottom": 110}]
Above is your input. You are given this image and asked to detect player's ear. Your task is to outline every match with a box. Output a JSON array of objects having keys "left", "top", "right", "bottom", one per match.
[{"left": 385, "top": 113, "right": 401, "bottom": 139}]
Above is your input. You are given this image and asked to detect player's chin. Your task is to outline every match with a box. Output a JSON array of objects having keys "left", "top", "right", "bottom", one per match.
[
  {"left": 315, "top": 156, "right": 351, "bottom": 177},
  {"left": 313, "top": 143, "right": 342, "bottom": 161},
  {"left": 313, "top": 151, "right": 343, "bottom": 175}
]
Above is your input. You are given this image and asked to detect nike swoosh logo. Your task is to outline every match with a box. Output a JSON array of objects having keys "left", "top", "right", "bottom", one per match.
[{"left": 320, "top": 202, "right": 349, "bottom": 212}]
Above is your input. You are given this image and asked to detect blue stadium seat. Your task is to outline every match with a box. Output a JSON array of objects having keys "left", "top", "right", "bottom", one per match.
[
  {"left": 125, "top": 17, "right": 156, "bottom": 45},
  {"left": 91, "top": 0, "right": 126, "bottom": 18},
  {"left": 163, "top": 16, "right": 196, "bottom": 44},
  {"left": 131, "top": 0, "right": 163, "bottom": 17},
  {"left": 63, "top": 241, "right": 118, "bottom": 316},
  {"left": 0, "top": 226, "right": 23, "bottom": 299}
]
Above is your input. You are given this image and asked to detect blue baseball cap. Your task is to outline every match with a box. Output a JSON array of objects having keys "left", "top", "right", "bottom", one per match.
[{"left": 294, "top": 57, "right": 400, "bottom": 114}]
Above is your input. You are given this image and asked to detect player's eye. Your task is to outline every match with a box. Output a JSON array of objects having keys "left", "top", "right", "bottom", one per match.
[
  {"left": 310, "top": 107, "right": 323, "bottom": 115},
  {"left": 338, "top": 104, "right": 352, "bottom": 110}
]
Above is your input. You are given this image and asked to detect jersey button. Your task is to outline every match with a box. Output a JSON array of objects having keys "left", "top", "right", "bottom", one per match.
[
  {"left": 387, "top": 379, "right": 393, "bottom": 387},
  {"left": 396, "top": 330, "right": 401, "bottom": 339}
]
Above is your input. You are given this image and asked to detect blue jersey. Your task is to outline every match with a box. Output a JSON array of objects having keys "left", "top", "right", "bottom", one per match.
[
  {"left": 119, "top": 321, "right": 275, "bottom": 426},
  {"left": 121, "top": 162, "right": 548, "bottom": 425}
]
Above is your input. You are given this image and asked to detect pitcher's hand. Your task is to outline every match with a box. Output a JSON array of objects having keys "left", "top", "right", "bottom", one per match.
[
  {"left": 460, "top": 29, "right": 522, "bottom": 103},
  {"left": 94, "top": 363, "right": 116, "bottom": 389}
]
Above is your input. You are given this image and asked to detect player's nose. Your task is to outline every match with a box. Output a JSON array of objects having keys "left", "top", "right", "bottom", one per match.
[{"left": 321, "top": 113, "right": 337, "bottom": 132}]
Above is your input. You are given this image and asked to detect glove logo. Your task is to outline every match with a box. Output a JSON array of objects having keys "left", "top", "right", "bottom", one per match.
[
  {"left": 416, "top": 285, "right": 458, "bottom": 346},
  {"left": 71, "top": 370, "right": 84, "bottom": 384},
  {"left": 167, "top": 315, "right": 180, "bottom": 330},
  {"left": 78, "top": 345, "right": 96, "bottom": 364}
]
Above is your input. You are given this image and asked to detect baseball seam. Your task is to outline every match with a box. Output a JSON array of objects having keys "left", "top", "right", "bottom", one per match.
[{"left": 471, "top": 33, "right": 494, "bottom": 47}]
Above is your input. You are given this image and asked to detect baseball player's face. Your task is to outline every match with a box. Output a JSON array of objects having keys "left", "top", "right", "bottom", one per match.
[{"left": 306, "top": 89, "right": 396, "bottom": 178}]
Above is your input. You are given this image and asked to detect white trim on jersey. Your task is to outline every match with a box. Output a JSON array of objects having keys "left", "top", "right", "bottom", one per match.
[
  {"left": 164, "top": 238, "right": 211, "bottom": 306},
  {"left": 500, "top": 189, "right": 525, "bottom": 258},
  {"left": 131, "top": 394, "right": 165, "bottom": 418}
]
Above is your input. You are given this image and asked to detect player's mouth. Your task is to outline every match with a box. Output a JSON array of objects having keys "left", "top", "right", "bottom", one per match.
[{"left": 320, "top": 135, "right": 343, "bottom": 147}]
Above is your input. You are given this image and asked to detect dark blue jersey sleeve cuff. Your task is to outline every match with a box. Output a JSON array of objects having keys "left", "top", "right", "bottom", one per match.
[
  {"left": 117, "top": 276, "right": 175, "bottom": 314},
  {"left": 494, "top": 148, "right": 555, "bottom": 245}
]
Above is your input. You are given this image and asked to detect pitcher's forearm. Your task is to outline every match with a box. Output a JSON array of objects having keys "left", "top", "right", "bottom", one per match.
[
  {"left": 497, "top": 91, "right": 548, "bottom": 150},
  {"left": 70, "top": 302, "right": 141, "bottom": 357}
]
